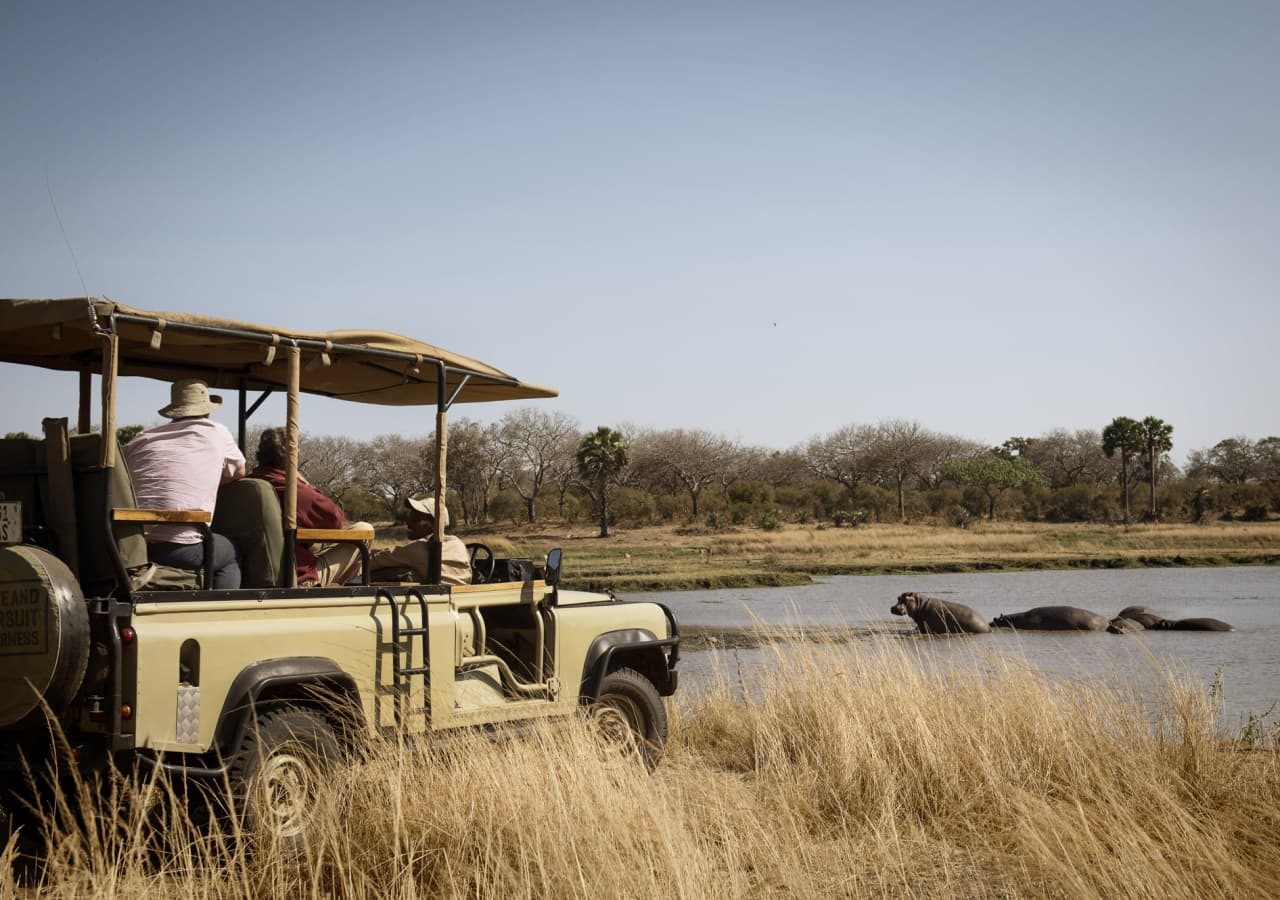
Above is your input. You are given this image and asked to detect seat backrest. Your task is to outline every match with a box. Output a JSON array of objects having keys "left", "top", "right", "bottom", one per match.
[
  {"left": 70, "top": 433, "right": 150, "bottom": 595},
  {"left": 213, "top": 478, "right": 283, "bottom": 588},
  {"left": 0, "top": 437, "right": 50, "bottom": 550}
]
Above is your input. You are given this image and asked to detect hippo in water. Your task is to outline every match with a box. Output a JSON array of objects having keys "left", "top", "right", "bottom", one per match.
[
  {"left": 1116, "top": 606, "right": 1170, "bottom": 629},
  {"left": 1115, "top": 607, "right": 1233, "bottom": 631},
  {"left": 1107, "top": 616, "right": 1146, "bottom": 634},
  {"left": 989, "top": 606, "right": 1110, "bottom": 631},
  {"left": 1161, "top": 617, "right": 1234, "bottom": 632},
  {"left": 891, "top": 592, "right": 990, "bottom": 635}
]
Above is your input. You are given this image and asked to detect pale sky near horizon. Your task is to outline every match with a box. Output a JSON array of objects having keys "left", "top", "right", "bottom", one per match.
[{"left": 2, "top": 1, "right": 1276, "bottom": 463}]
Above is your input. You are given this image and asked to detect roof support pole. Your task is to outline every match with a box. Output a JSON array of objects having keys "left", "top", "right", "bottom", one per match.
[
  {"left": 283, "top": 342, "right": 300, "bottom": 588},
  {"left": 428, "top": 360, "right": 447, "bottom": 584},
  {"left": 100, "top": 333, "right": 118, "bottom": 469},
  {"left": 237, "top": 381, "right": 247, "bottom": 455},
  {"left": 78, "top": 365, "right": 92, "bottom": 435}
]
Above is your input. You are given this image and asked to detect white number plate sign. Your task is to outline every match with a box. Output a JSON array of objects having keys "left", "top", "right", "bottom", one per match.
[{"left": 0, "top": 501, "right": 22, "bottom": 544}]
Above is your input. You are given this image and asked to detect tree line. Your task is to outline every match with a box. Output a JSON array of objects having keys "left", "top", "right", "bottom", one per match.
[
  {"left": 256, "top": 412, "right": 1280, "bottom": 531},
  {"left": 16, "top": 412, "right": 1276, "bottom": 533}
]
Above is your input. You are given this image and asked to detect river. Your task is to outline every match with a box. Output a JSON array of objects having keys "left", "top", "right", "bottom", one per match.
[{"left": 635, "top": 566, "right": 1280, "bottom": 733}]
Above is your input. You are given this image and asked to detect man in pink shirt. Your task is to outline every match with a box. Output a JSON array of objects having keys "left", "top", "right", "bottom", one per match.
[{"left": 123, "top": 379, "right": 246, "bottom": 588}]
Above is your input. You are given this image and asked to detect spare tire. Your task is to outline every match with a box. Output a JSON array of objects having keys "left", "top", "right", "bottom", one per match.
[{"left": 0, "top": 546, "right": 90, "bottom": 727}]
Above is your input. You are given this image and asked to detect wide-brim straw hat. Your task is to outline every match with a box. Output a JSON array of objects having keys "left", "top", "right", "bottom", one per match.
[
  {"left": 405, "top": 495, "right": 450, "bottom": 528},
  {"left": 158, "top": 379, "right": 223, "bottom": 418}
]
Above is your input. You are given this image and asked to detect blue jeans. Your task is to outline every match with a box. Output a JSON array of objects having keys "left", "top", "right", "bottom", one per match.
[{"left": 150, "top": 534, "right": 242, "bottom": 589}]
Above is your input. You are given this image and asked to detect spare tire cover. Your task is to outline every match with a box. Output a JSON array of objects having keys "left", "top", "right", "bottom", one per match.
[{"left": 0, "top": 546, "right": 90, "bottom": 726}]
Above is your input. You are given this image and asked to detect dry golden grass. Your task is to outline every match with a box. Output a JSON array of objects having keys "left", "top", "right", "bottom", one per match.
[
  {"left": 455, "top": 520, "right": 1280, "bottom": 590},
  {"left": 7, "top": 638, "right": 1279, "bottom": 898}
]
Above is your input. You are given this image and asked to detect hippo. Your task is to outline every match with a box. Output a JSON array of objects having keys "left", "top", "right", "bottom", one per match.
[
  {"left": 1116, "top": 606, "right": 1170, "bottom": 629},
  {"left": 891, "top": 592, "right": 990, "bottom": 635},
  {"left": 1161, "top": 617, "right": 1234, "bottom": 632},
  {"left": 1107, "top": 616, "right": 1146, "bottom": 634},
  {"left": 989, "top": 606, "right": 1110, "bottom": 631}
]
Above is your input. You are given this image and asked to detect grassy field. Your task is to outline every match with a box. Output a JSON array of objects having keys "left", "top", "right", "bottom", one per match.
[
  {"left": 437, "top": 520, "right": 1280, "bottom": 591},
  {"left": 10, "top": 638, "right": 1279, "bottom": 898}
]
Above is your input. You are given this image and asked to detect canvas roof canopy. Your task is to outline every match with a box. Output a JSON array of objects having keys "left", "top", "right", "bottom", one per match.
[{"left": 0, "top": 298, "right": 557, "bottom": 405}]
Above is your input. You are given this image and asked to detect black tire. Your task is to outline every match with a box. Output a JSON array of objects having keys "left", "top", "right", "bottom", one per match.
[
  {"left": 228, "top": 707, "right": 341, "bottom": 851},
  {"left": 590, "top": 668, "right": 668, "bottom": 770}
]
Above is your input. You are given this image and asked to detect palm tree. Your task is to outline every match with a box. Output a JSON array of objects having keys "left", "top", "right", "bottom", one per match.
[
  {"left": 1139, "top": 416, "right": 1174, "bottom": 521},
  {"left": 576, "top": 426, "right": 629, "bottom": 537},
  {"left": 1102, "top": 416, "right": 1144, "bottom": 523}
]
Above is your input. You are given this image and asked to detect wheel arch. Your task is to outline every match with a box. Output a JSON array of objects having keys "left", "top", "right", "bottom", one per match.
[
  {"left": 580, "top": 629, "right": 678, "bottom": 701},
  {"left": 214, "top": 656, "right": 364, "bottom": 759}
]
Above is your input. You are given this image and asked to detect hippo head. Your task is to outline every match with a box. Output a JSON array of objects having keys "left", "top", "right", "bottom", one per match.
[
  {"left": 890, "top": 592, "right": 919, "bottom": 616},
  {"left": 990, "top": 614, "right": 1011, "bottom": 628}
]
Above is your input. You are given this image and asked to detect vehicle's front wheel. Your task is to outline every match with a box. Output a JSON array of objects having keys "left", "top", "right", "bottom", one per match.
[
  {"left": 228, "top": 707, "right": 341, "bottom": 851},
  {"left": 589, "top": 668, "right": 668, "bottom": 769}
]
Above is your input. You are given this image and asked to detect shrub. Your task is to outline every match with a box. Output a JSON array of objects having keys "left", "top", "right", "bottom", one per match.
[
  {"left": 612, "top": 487, "right": 658, "bottom": 525},
  {"left": 1044, "top": 484, "right": 1096, "bottom": 523}
]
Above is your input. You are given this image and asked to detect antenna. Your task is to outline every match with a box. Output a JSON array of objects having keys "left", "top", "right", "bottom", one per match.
[{"left": 44, "top": 164, "right": 90, "bottom": 298}]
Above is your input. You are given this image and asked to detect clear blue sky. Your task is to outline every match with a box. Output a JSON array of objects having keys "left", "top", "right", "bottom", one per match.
[{"left": 3, "top": 1, "right": 1276, "bottom": 460}]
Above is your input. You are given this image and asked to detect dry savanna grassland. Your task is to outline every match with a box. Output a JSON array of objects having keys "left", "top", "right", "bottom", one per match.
[
  {"left": 6, "top": 637, "right": 1279, "bottom": 898},
  {"left": 438, "top": 519, "right": 1280, "bottom": 592}
]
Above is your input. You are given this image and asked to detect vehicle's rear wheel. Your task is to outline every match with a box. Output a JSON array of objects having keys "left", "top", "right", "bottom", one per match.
[
  {"left": 589, "top": 668, "right": 668, "bottom": 769},
  {"left": 228, "top": 707, "right": 340, "bottom": 851}
]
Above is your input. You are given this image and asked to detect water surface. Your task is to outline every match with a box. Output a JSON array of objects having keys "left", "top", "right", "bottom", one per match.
[{"left": 637, "top": 566, "right": 1280, "bottom": 731}]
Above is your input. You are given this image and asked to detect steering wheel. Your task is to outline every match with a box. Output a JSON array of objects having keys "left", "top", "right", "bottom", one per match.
[{"left": 467, "top": 542, "right": 496, "bottom": 584}]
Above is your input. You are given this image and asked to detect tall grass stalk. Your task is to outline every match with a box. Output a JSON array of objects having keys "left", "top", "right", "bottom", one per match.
[{"left": 5, "top": 637, "right": 1278, "bottom": 897}]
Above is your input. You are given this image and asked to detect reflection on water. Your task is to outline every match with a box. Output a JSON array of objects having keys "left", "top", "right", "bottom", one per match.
[{"left": 636, "top": 566, "right": 1280, "bottom": 732}]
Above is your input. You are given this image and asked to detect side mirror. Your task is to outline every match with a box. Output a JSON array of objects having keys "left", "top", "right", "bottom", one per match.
[{"left": 545, "top": 547, "right": 562, "bottom": 588}]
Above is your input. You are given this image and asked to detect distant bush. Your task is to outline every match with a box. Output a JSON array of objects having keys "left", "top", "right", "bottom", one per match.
[
  {"left": 612, "top": 487, "right": 658, "bottom": 525},
  {"left": 1044, "top": 484, "right": 1096, "bottom": 523}
]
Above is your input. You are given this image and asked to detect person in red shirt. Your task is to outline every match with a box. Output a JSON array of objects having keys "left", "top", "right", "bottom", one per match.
[{"left": 251, "top": 428, "right": 368, "bottom": 586}]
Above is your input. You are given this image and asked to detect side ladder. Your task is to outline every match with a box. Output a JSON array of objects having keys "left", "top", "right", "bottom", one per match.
[{"left": 386, "top": 587, "right": 431, "bottom": 731}]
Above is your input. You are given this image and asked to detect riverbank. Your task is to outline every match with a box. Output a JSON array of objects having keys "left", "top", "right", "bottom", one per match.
[{"left": 448, "top": 520, "right": 1280, "bottom": 592}]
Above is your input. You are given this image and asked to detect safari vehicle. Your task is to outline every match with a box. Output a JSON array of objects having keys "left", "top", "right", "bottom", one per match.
[{"left": 0, "top": 297, "right": 678, "bottom": 843}]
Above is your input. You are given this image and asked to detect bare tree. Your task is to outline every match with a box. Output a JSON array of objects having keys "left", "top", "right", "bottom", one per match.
[
  {"left": 298, "top": 433, "right": 363, "bottom": 505},
  {"left": 804, "top": 424, "right": 878, "bottom": 489},
  {"left": 495, "top": 409, "right": 579, "bottom": 523},
  {"left": 447, "top": 419, "right": 505, "bottom": 526},
  {"left": 632, "top": 428, "right": 738, "bottom": 517},
  {"left": 1187, "top": 436, "right": 1264, "bottom": 484},
  {"left": 756, "top": 447, "right": 810, "bottom": 486},
  {"left": 914, "top": 433, "right": 985, "bottom": 490},
  {"left": 354, "top": 433, "right": 433, "bottom": 521},
  {"left": 872, "top": 419, "right": 935, "bottom": 521},
  {"left": 1018, "top": 429, "right": 1112, "bottom": 488},
  {"left": 547, "top": 430, "right": 586, "bottom": 517}
]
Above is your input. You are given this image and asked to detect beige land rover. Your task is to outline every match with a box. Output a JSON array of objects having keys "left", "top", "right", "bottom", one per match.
[{"left": 0, "top": 298, "right": 678, "bottom": 844}]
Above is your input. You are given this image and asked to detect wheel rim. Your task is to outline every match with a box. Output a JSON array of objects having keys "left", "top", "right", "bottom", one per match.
[
  {"left": 253, "top": 751, "right": 314, "bottom": 840},
  {"left": 591, "top": 695, "right": 644, "bottom": 756}
]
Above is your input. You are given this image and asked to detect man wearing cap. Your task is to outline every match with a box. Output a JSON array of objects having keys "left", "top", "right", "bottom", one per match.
[
  {"left": 123, "top": 379, "right": 246, "bottom": 589},
  {"left": 368, "top": 496, "right": 471, "bottom": 586}
]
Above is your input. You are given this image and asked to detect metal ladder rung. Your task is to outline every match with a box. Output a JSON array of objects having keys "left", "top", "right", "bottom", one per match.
[{"left": 384, "top": 588, "right": 433, "bottom": 729}]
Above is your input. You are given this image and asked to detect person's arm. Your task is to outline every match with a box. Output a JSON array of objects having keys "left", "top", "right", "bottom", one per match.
[
  {"left": 369, "top": 540, "right": 430, "bottom": 578},
  {"left": 221, "top": 427, "right": 247, "bottom": 484}
]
